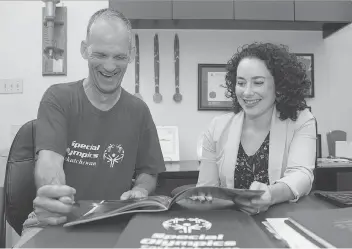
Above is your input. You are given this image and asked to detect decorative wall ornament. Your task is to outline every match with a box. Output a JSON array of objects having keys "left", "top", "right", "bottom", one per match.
[
  {"left": 153, "top": 34, "right": 162, "bottom": 103},
  {"left": 173, "top": 34, "right": 182, "bottom": 103}
]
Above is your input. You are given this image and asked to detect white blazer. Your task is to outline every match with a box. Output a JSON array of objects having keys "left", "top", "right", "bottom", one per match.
[{"left": 197, "top": 108, "right": 316, "bottom": 201}]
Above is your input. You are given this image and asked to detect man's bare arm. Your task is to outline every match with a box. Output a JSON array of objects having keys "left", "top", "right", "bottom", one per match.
[
  {"left": 35, "top": 150, "right": 66, "bottom": 189},
  {"left": 132, "top": 173, "right": 158, "bottom": 194}
]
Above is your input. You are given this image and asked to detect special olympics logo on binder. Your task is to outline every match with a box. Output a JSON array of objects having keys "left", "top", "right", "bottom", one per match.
[{"left": 162, "top": 218, "right": 212, "bottom": 234}]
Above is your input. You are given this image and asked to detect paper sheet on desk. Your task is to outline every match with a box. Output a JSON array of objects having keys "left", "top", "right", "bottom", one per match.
[
  {"left": 264, "top": 218, "right": 320, "bottom": 249},
  {"left": 318, "top": 158, "right": 351, "bottom": 163}
]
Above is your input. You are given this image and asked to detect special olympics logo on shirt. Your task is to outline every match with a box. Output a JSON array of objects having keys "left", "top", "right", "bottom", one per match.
[
  {"left": 162, "top": 218, "right": 212, "bottom": 234},
  {"left": 103, "top": 144, "right": 124, "bottom": 168}
]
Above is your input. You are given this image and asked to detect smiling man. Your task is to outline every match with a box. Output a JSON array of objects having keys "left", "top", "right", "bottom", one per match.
[{"left": 14, "top": 8, "right": 165, "bottom": 248}]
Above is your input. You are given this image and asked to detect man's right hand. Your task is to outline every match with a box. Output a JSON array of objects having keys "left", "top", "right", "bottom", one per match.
[{"left": 33, "top": 185, "right": 76, "bottom": 226}]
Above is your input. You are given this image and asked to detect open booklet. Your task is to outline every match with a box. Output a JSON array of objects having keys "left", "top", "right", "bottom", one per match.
[{"left": 64, "top": 186, "right": 264, "bottom": 227}]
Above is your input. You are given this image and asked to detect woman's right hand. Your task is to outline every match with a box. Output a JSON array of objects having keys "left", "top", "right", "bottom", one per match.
[{"left": 33, "top": 185, "right": 77, "bottom": 225}]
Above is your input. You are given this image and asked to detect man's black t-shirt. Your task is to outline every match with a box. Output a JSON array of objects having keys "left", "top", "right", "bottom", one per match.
[{"left": 36, "top": 80, "right": 165, "bottom": 200}]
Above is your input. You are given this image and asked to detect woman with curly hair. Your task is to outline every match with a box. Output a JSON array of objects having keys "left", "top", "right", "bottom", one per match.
[{"left": 196, "top": 42, "right": 316, "bottom": 215}]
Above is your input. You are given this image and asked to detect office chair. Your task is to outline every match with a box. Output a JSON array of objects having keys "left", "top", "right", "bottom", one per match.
[
  {"left": 316, "top": 134, "right": 322, "bottom": 159},
  {"left": 326, "top": 130, "right": 347, "bottom": 157},
  {"left": 0, "top": 120, "right": 37, "bottom": 247}
]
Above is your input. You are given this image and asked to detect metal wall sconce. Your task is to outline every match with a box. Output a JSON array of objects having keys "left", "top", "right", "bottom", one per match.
[{"left": 42, "top": 0, "right": 67, "bottom": 76}]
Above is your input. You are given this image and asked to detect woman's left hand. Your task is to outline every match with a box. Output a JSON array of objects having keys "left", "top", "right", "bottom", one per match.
[{"left": 233, "top": 181, "right": 273, "bottom": 215}]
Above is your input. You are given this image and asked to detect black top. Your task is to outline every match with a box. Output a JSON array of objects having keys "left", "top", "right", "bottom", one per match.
[
  {"left": 36, "top": 80, "right": 165, "bottom": 200},
  {"left": 234, "top": 133, "right": 270, "bottom": 189}
]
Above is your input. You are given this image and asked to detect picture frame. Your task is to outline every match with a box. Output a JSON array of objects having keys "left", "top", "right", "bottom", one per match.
[
  {"left": 198, "top": 64, "right": 232, "bottom": 111},
  {"left": 156, "top": 126, "right": 180, "bottom": 162},
  {"left": 295, "top": 53, "right": 315, "bottom": 98}
]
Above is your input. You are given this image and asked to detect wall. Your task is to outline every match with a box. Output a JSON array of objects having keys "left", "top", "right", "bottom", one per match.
[
  {"left": 2, "top": 0, "right": 352, "bottom": 247},
  {"left": 135, "top": 29, "right": 330, "bottom": 158},
  {"left": 0, "top": 0, "right": 333, "bottom": 164},
  {"left": 0, "top": 0, "right": 109, "bottom": 153},
  {"left": 324, "top": 24, "right": 352, "bottom": 140}
]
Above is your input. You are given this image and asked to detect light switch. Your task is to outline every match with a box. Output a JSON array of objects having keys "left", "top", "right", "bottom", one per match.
[{"left": 0, "top": 79, "right": 23, "bottom": 94}]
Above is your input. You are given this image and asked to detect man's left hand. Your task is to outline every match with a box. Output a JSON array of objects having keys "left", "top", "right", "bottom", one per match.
[
  {"left": 233, "top": 181, "right": 273, "bottom": 215},
  {"left": 120, "top": 187, "right": 149, "bottom": 200}
]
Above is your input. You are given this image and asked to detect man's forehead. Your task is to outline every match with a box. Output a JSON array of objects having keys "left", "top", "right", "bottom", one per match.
[
  {"left": 87, "top": 42, "right": 129, "bottom": 55},
  {"left": 88, "top": 18, "right": 130, "bottom": 42}
]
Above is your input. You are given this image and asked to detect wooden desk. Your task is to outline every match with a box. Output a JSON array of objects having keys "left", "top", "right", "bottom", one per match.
[
  {"left": 165, "top": 160, "right": 199, "bottom": 172},
  {"left": 156, "top": 160, "right": 199, "bottom": 196},
  {"left": 315, "top": 160, "right": 352, "bottom": 191},
  {"left": 160, "top": 160, "right": 352, "bottom": 192},
  {"left": 317, "top": 158, "right": 352, "bottom": 168},
  {"left": 21, "top": 195, "right": 336, "bottom": 248},
  {"left": 165, "top": 160, "right": 352, "bottom": 192}
]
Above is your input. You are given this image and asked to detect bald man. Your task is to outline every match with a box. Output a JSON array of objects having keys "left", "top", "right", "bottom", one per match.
[{"left": 14, "top": 8, "right": 165, "bottom": 247}]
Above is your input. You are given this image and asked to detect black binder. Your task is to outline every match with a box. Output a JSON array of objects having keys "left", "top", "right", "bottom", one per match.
[
  {"left": 115, "top": 209, "right": 275, "bottom": 248},
  {"left": 285, "top": 207, "right": 352, "bottom": 248}
]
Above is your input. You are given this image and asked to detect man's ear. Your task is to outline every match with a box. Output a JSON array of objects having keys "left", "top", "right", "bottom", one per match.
[
  {"left": 128, "top": 46, "right": 136, "bottom": 63},
  {"left": 80, "top": 40, "right": 88, "bottom": 60},
  {"left": 128, "top": 34, "right": 136, "bottom": 63}
]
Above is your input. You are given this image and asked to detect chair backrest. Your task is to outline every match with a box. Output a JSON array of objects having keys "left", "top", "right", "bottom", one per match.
[
  {"left": 4, "top": 120, "right": 37, "bottom": 235},
  {"left": 0, "top": 187, "right": 5, "bottom": 248},
  {"left": 316, "top": 134, "right": 322, "bottom": 159},
  {"left": 311, "top": 119, "right": 318, "bottom": 191},
  {"left": 315, "top": 119, "right": 318, "bottom": 162},
  {"left": 326, "top": 130, "right": 347, "bottom": 157}
]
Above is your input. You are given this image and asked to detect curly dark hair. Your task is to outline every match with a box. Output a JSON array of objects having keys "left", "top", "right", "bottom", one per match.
[{"left": 224, "top": 42, "right": 311, "bottom": 121}]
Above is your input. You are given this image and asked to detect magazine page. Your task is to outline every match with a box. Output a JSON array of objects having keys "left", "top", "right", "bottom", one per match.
[
  {"left": 64, "top": 195, "right": 172, "bottom": 227},
  {"left": 169, "top": 186, "right": 265, "bottom": 208}
]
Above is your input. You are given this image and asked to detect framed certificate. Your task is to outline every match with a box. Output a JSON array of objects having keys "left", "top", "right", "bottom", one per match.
[
  {"left": 156, "top": 126, "right": 180, "bottom": 162},
  {"left": 198, "top": 64, "right": 232, "bottom": 111}
]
